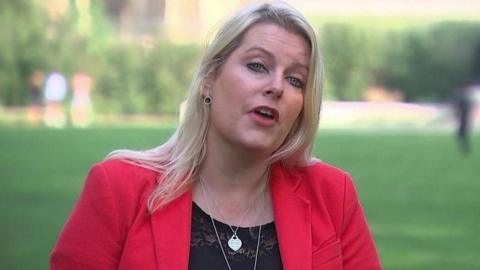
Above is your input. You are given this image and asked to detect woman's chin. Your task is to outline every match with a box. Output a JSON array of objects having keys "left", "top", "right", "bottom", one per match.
[{"left": 236, "top": 138, "right": 281, "bottom": 156}]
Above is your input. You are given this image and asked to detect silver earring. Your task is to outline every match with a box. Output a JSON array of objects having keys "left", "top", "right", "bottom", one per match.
[{"left": 203, "top": 95, "right": 212, "bottom": 105}]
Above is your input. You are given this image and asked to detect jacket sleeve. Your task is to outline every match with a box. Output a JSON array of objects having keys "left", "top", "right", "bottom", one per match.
[
  {"left": 50, "top": 163, "right": 124, "bottom": 270},
  {"left": 341, "top": 173, "right": 383, "bottom": 270}
]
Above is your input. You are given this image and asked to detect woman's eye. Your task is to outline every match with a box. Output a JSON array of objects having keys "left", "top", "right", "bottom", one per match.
[
  {"left": 287, "top": 76, "right": 305, "bottom": 89},
  {"left": 247, "top": 62, "right": 267, "bottom": 73}
]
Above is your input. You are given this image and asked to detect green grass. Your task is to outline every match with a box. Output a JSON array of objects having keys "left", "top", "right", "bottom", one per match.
[{"left": 1, "top": 127, "right": 479, "bottom": 269}]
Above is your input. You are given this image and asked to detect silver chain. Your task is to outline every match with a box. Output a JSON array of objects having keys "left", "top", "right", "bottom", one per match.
[
  {"left": 199, "top": 176, "right": 260, "bottom": 238},
  {"left": 199, "top": 178, "right": 265, "bottom": 270}
]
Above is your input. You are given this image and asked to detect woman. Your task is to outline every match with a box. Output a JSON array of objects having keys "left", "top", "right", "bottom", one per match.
[{"left": 51, "top": 2, "right": 382, "bottom": 270}]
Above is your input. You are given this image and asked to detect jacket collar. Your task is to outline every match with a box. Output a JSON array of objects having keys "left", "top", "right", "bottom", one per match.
[
  {"left": 270, "top": 163, "right": 312, "bottom": 270},
  {"left": 150, "top": 163, "right": 312, "bottom": 270},
  {"left": 150, "top": 190, "right": 192, "bottom": 270}
]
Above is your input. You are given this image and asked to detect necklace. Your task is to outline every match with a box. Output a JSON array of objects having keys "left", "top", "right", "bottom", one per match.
[
  {"left": 199, "top": 178, "right": 265, "bottom": 270},
  {"left": 199, "top": 177, "right": 256, "bottom": 251}
]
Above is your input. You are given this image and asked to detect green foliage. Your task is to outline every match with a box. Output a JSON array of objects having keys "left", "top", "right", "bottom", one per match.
[
  {"left": 0, "top": 1, "right": 200, "bottom": 115},
  {"left": 320, "top": 23, "right": 381, "bottom": 100},
  {"left": 320, "top": 21, "right": 480, "bottom": 101},
  {"left": 1, "top": 2, "right": 480, "bottom": 109},
  {"left": 381, "top": 22, "right": 480, "bottom": 101},
  {"left": 0, "top": 0, "right": 110, "bottom": 105},
  {"left": 93, "top": 42, "right": 199, "bottom": 114},
  {"left": 0, "top": 0, "right": 50, "bottom": 105}
]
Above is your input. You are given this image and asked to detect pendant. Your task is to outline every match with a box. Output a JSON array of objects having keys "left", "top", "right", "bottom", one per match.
[{"left": 228, "top": 234, "right": 242, "bottom": 251}]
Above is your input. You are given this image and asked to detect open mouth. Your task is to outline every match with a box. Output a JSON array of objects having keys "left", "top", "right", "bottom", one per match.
[{"left": 253, "top": 107, "right": 277, "bottom": 120}]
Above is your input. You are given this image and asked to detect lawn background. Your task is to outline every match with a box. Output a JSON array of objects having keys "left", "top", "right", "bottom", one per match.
[{"left": 1, "top": 126, "right": 479, "bottom": 269}]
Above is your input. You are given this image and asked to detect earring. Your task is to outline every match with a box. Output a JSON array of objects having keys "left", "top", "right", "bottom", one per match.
[{"left": 203, "top": 95, "right": 212, "bottom": 105}]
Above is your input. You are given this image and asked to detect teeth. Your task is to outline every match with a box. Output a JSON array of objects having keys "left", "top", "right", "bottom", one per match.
[{"left": 256, "top": 108, "right": 274, "bottom": 118}]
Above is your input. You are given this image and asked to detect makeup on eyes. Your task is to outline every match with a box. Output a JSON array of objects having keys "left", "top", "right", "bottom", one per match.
[{"left": 240, "top": 47, "right": 307, "bottom": 89}]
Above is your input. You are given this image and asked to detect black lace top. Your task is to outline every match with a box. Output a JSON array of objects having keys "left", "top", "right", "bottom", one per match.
[{"left": 189, "top": 203, "right": 283, "bottom": 270}]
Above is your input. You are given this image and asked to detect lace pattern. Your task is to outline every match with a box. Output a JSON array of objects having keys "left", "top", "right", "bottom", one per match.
[{"left": 189, "top": 202, "right": 283, "bottom": 269}]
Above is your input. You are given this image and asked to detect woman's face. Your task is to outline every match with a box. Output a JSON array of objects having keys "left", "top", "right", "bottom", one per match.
[{"left": 206, "top": 23, "right": 309, "bottom": 156}]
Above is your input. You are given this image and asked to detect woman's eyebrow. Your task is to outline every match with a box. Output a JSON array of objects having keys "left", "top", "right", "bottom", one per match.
[
  {"left": 245, "top": 46, "right": 274, "bottom": 58},
  {"left": 244, "top": 46, "right": 309, "bottom": 71}
]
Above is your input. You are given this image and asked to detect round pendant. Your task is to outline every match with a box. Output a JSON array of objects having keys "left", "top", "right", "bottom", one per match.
[{"left": 228, "top": 235, "right": 242, "bottom": 251}]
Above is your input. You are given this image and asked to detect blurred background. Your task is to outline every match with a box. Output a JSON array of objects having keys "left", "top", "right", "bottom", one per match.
[{"left": 0, "top": 0, "right": 479, "bottom": 269}]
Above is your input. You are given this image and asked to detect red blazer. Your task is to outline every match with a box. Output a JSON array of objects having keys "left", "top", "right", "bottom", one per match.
[{"left": 51, "top": 159, "right": 382, "bottom": 270}]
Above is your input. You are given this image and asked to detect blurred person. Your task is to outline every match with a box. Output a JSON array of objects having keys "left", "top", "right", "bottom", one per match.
[
  {"left": 70, "top": 71, "right": 94, "bottom": 128},
  {"left": 455, "top": 82, "right": 476, "bottom": 155},
  {"left": 27, "top": 70, "right": 44, "bottom": 126},
  {"left": 43, "top": 71, "right": 68, "bottom": 128},
  {"left": 51, "top": 2, "right": 382, "bottom": 270}
]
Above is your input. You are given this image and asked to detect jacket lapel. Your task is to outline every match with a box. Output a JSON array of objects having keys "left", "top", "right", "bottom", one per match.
[
  {"left": 150, "top": 190, "right": 192, "bottom": 270},
  {"left": 270, "top": 164, "right": 312, "bottom": 270},
  {"left": 148, "top": 164, "right": 312, "bottom": 270}
]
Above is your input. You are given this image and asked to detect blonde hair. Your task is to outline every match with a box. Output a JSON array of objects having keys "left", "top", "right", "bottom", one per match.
[{"left": 107, "top": 1, "right": 324, "bottom": 212}]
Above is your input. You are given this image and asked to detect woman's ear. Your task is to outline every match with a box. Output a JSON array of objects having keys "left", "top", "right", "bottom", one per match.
[{"left": 203, "top": 75, "right": 215, "bottom": 97}]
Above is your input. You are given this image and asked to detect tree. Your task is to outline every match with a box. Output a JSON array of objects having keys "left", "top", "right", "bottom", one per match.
[
  {"left": 320, "top": 23, "right": 380, "bottom": 101},
  {"left": 382, "top": 22, "right": 480, "bottom": 101}
]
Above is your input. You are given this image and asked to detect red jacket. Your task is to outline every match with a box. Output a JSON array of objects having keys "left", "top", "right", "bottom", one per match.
[{"left": 51, "top": 159, "right": 382, "bottom": 270}]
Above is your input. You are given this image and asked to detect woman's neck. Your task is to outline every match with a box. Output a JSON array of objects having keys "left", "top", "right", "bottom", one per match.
[
  {"left": 192, "top": 139, "right": 274, "bottom": 226},
  {"left": 200, "top": 137, "right": 270, "bottom": 191}
]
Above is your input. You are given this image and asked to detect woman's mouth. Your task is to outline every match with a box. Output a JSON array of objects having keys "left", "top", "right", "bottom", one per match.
[
  {"left": 250, "top": 106, "right": 279, "bottom": 126},
  {"left": 255, "top": 108, "right": 275, "bottom": 119}
]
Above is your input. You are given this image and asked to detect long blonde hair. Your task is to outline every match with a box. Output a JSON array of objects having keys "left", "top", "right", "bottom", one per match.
[{"left": 107, "top": 1, "right": 324, "bottom": 212}]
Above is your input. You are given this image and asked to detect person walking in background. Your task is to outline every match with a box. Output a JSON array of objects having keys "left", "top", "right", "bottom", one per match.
[
  {"left": 27, "top": 70, "right": 44, "bottom": 126},
  {"left": 455, "top": 83, "right": 475, "bottom": 155},
  {"left": 70, "top": 71, "right": 94, "bottom": 128},
  {"left": 43, "top": 71, "right": 68, "bottom": 128}
]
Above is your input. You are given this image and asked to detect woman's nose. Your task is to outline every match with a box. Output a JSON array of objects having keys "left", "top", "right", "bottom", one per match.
[{"left": 263, "top": 72, "right": 284, "bottom": 99}]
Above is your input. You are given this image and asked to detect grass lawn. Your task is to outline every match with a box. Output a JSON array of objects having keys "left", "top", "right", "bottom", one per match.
[{"left": 1, "top": 126, "right": 479, "bottom": 269}]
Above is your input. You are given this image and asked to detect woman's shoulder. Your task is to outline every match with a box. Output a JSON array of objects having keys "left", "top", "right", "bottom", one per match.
[
  {"left": 92, "top": 158, "right": 159, "bottom": 180},
  {"left": 296, "top": 159, "right": 353, "bottom": 185},
  {"left": 288, "top": 161, "right": 362, "bottom": 228},
  {"left": 85, "top": 159, "right": 160, "bottom": 199},
  {"left": 290, "top": 160, "right": 358, "bottom": 201},
  {"left": 93, "top": 158, "right": 160, "bottom": 177}
]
